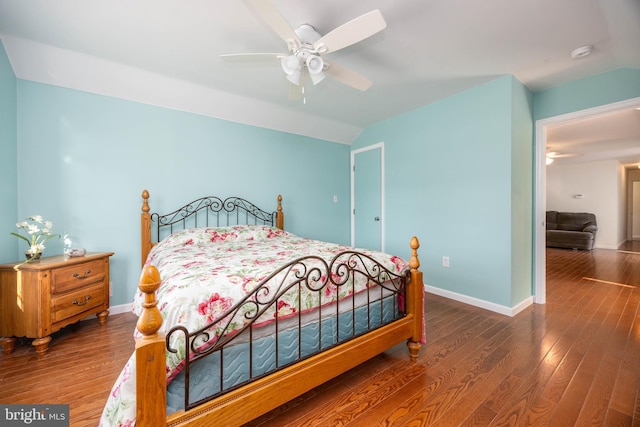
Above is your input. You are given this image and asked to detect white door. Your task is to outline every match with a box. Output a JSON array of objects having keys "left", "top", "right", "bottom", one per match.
[{"left": 351, "top": 143, "right": 384, "bottom": 251}]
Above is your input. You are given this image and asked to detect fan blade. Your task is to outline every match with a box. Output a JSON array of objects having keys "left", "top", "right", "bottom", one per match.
[
  {"left": 313, "top": 9, "right": 386, "bottom": 54},
  {"left": 324, "top": 61, "right": 372, "bottom": 91},
  {"left": 220, "top": 53, "right": 284, "bottom": 62},
  {"left": 547, "top": 151, "right": 577, "bottom": 159},
  {"left": 243, "top": 0, "right": 300, "bottom": 47}
]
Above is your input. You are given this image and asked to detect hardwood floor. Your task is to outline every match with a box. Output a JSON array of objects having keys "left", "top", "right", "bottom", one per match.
[
  {"left": 619, "top": 240, "right": 640, "bottom": 253},
  {"left": 0, "top": 246, "right": 638, "bottom": 426},
  {"left": 0, "top": 311, "right": 137, "bottom": 426}
]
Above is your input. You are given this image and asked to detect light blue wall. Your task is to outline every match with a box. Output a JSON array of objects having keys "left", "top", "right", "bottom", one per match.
[
  {"left": 352, "top": 69, "right": 640, "bottom": 310},
  {"left": 510, "top": 78, "right": 534, "bottom": 305},
  {"left": 14, "top": 81, "right": 351, "bottom": 305},
  {"left": 0, "top": 41, "right": 17, "bottom": 262},
  {"left": 353, "top": 76, "right": 523, "bottom": 307},
  {"left": 534, "top": 68, "right": 640, "bottom": 120}
]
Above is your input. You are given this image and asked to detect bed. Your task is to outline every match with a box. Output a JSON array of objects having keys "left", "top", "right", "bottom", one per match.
[{"left": 101, "top": 190, "right": 424, "bottom": 426}]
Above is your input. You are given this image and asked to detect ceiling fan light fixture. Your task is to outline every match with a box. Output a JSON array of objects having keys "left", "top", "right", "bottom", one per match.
[
  {"left": 285, "top": 68, "right": 302, "bottom": 85},
  {"left": 306, "top": 55, "right": 324, "bottom": 74},
  {"left": 281, "top": 55, "right": 300, "bottom": 75},
  {"left": 546, "top": 157, "right": 554, "bottom": 165},
  {"left": 306, "top": 54, "right": 325, "bottom": 85}
]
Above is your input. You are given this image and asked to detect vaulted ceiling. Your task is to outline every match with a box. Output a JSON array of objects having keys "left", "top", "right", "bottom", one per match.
[{"left": 1, "top": 0, "right": 639, "bottom": 162}]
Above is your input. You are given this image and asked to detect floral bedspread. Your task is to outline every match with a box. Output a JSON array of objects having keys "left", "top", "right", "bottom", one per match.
[{"left": 100, "top": 225, "right": 408, "bottom": 426}]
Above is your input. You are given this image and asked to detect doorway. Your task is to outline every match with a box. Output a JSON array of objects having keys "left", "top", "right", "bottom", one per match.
[
  {"left": 351, "top": 143, "right": 385, "bottom": 251},
  {"left": 534, "top": 97, "right": 640, "bottom": 304}
]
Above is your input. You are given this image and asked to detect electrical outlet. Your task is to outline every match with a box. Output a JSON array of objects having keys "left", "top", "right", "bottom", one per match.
[{"left": 442, "top": 256, "right": 450, "bottom": 267}]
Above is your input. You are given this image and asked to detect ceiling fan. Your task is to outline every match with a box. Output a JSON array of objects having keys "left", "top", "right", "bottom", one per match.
[
  {"left": 221, "top": 0, "right": 387, "bottom": 95},
  {"left": 546, "top": 150, "right": 578, "bottom": 165}
]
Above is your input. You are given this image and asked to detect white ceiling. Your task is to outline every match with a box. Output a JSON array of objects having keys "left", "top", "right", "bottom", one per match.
[
  {"left": 546, "top": 105, "right": 640, "bottom": 167},
  {"left": 0, "top": 0, "right": 639, "bottom": 162}
]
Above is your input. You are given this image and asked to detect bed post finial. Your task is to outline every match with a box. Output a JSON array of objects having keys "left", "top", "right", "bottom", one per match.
[
  {"left": 407, "top": 236, "right": 423, "bottom": 361},
  {"left": 135, "top": 265, "right": 166, "bottom": 425},
  {"left": 141, "top": 190, "right": 152, "bottom": 267},
  {"left": 276, "top": 194, "right": 284, "bottom": 230},
  {"left": 136, "top": 265, "right": 163, "bottom": 338},
  {"left": 409, "top": 236, "right": 420, "bottom": 271},
  {"left": 142, "top": 189, "right": 150, "bottom": 213}
]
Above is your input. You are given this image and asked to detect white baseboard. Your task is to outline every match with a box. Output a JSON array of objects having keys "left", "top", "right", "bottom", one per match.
[
  {"left": 109, "top": 303, "right": 134, "bottom": 316},
  {"left": 595, "top": 244, "right": 619, "bottom": 250},
  {"left": 424, "top": 284, "right": 534, "bottom": 317},
  {"left": 80, "top": 302, "right": 133, "bottom": 321}
]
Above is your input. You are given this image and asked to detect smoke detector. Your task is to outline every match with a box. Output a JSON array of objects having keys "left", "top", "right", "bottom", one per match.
[{"left": 570, "top": 45, "right": 593, "bottom": 59}]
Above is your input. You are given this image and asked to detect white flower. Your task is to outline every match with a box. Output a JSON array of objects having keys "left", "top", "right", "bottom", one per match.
[{"left": 11, "top": 215, "right": 60, "bottom": 261}]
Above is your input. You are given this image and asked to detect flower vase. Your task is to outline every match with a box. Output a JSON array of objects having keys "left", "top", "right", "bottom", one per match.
[{"left": 25, "top": 251, "right": 42, "bottom": 261}]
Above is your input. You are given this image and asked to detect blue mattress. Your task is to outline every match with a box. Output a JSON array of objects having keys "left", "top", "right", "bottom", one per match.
[{"left": 167, "top": 293, "right": 401, "bottom": 413}]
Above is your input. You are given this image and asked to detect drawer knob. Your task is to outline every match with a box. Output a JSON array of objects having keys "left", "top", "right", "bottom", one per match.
[
  {"left": 72, "top": 295, "right": 91, "bottom": 306},
  {"left": 72, "top": 270, "right": 92, "bottom": 280}
]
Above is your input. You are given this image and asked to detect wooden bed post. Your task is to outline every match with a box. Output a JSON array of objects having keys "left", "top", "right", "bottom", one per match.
[
  {"left": 141, "top": 190, "right": 152, "bottom": 267},
  {"left": 276, "top": 194, "right": 284, "bottom": 230},
  {"left": 135, "top": 265, "right": 166, "bottom": 427},
  {"left": 406, "top": 236, "right": 423, "bottom": 361}
]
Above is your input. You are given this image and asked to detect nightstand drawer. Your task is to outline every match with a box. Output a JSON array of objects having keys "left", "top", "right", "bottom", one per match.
[
  {"left": 51, "top": 259, "right": 106, "bottom": 293},
  {"left": 51, "top": 282, "right": 106, "bottom": 323}
]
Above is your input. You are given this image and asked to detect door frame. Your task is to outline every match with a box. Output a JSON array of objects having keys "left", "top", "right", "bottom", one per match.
[
  {"left": 632, "top": 179, "right": 640, "bottom": 240},
  {"left": 351, "top": 142, "right": 385, "bottom": 251},
  {"left": 534, "top": 96, "right": 640, "bottom": 304}
]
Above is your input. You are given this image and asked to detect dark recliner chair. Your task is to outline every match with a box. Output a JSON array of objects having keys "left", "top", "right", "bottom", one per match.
[{"left": 546, "top": 211, "right": 597, "bottom": 250}]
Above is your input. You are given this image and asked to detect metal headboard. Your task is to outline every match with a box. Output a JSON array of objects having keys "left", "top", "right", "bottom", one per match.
[{"left": 140, "top": 190, "right": 283, "bottom": 266}]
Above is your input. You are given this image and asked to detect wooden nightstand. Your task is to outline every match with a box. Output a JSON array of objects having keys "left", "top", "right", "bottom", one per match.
[{"left": 0, "top": 252, "right": 114, "bottom": 356}]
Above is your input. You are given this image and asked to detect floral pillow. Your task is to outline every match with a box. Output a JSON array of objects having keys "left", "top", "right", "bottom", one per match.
[{"left": 156, "top": 225, "right": 288, "bottom": 250}]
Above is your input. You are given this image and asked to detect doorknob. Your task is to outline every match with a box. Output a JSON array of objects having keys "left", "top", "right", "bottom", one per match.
[{"left": 374, "top": 217, "right": 380, "bottom": 221}]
